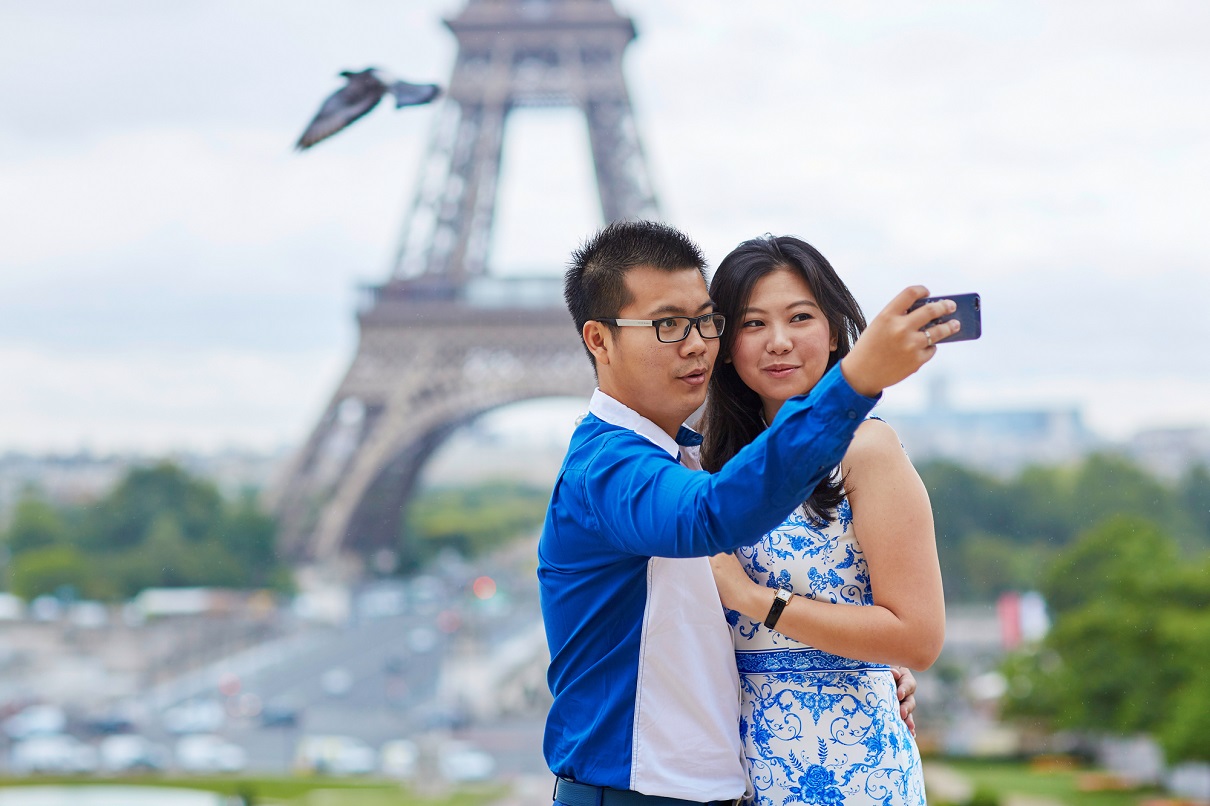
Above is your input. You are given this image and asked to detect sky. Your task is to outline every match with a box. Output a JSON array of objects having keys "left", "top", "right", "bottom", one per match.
[{"left": 2, "top": 0, "right": 1209, "bottom": 456}]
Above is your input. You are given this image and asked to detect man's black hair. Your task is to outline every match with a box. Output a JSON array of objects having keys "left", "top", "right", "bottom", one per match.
[{"left": 564, "top": 220, "right": 707, "bottom": 367}]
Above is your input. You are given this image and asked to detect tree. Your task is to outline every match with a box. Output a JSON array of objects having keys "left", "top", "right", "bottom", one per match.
[
  {"left": 1178, "top": 464, "right": 1210, "bottom": 540},
  {"left": 918, "top": 461, "right": 1013, "bottom": 600},
  {"left": 82, "top": 463, "right": 223, "bottom": 550},
  {"left": 1, "top": 462, "right": 290, "bottom": 600},
  {"left": 914, "top": 453, "right": 1210, "bottom": 603},
  {"left": 3, "top": 495, "right": 70, "bottom": 555},
  {"left": 1040, "top": 514, "right": 1176, "bottom": 617},
  {"left": 1156, "top": 608, "right": 1210, "bottom": 762},
  {"left": 215, "top": 493, "right": 279, "bottom": 584},
  {"left": 919, "top": 461, "right": 1010, "bottom": 544},
  {"left": 9, "top": 545, "right": 99, "bottom": 601},
  {"left": 403, "top": 480, "right": 549, "bottom": 565},
  {"left": 1001, "top": 516, "right": 1210, "bottom": 762},
  {"left": 1068, "top": 453, "right": 1171, "bottom": 535},
  {"left": 958, "top": 532, "right": 1050, "bottom": 601},
  {"left": 1002, "top": 464, "right": 1073, "bottom": 547}
]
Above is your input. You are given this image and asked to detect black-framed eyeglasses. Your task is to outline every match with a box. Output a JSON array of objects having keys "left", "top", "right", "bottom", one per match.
[{"left": 593, "top": 312, "right": 726, "bottom": 343}]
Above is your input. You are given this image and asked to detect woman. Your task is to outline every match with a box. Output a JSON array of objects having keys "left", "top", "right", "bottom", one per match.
[{"left": 700, "top": 235, "right": 945, "bottom": 806}]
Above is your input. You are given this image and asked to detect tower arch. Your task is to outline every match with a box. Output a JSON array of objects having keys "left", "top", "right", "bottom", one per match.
[{"left": 271, "top": 0, "right": 655, "bottom": 576}]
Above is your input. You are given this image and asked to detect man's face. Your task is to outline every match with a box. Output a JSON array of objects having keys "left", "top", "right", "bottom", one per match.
[{"left": 590, "top": 265, "right": 719, "bottom": 437}]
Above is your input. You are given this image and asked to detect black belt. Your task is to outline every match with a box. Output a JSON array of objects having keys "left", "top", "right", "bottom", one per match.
[{"left": 553, "top": 777, "right": 742, "bottom": 806}]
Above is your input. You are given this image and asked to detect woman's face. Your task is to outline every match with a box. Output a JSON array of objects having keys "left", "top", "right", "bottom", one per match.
[{"left": 728, "top": 267, "right": 837, "bottom": 421}]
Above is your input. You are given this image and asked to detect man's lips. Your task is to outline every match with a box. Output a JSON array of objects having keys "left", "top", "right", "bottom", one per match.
[{"left": 678, "top": 366, "right": 710, "bottom": 386}]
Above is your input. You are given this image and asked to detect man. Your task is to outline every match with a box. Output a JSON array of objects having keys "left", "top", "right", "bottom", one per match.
[{"left": 538, "top": 221, "right": 956, "bottom": 806}]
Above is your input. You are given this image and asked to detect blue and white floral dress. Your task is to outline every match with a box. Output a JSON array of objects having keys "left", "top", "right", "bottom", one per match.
[{"left": 727, "top": 495, "right": 926, "bottom": 806}]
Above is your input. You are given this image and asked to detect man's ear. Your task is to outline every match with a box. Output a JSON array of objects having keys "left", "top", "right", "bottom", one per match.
[{"left": 582, "top": 321, "right": 613, "bottom": 365}]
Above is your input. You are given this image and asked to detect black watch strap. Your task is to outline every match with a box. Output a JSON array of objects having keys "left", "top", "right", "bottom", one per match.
[{"left": 764, "top": 587, "right": 793, "bottom": 629}]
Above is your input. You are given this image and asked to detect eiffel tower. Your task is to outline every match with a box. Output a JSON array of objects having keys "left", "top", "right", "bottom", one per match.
[{"left": 271, "top": 0, "right": 660, "bottom": 578}]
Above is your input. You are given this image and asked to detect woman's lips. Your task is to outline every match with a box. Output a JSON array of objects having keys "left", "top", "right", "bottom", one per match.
[{"left": 763, "top": 365, "right": 798, "bottom": 379}]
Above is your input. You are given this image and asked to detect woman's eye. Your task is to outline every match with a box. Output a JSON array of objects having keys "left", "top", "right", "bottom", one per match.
[
  {"left": 742, "top": 319, "right": 764, "bottom": 328},
  {"left": 790, "top": 313, "right": 814, "bottom": 323}
]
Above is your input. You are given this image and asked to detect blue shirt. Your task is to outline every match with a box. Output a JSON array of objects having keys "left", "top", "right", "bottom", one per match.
[{"left": 537, "top": 363, "right": 877, "bottom": 799}]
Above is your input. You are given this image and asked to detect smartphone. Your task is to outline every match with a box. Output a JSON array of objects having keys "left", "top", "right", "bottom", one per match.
[{"left": 907, "top": 292, "right": 981, "bottom": 343}]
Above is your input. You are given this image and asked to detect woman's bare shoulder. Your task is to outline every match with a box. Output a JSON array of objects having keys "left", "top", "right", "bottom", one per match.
[{"left": 849, "top": 417, "right": 903, "bottom": 455}]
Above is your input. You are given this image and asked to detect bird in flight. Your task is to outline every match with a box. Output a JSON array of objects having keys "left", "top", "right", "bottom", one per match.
[{"left": 296, "top": 68, "right": 440, "bottom": 150}]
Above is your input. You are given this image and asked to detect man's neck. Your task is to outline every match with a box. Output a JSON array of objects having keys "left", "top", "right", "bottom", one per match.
[{"left": 596, "top": 384, "right": 685, "bottom": 440}]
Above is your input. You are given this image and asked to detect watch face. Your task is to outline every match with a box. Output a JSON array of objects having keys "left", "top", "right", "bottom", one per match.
[{"left": 765, "top": 588, "right": 792, "bottom": 629}]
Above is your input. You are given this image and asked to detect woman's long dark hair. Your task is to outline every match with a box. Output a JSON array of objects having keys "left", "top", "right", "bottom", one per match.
[{"left": 700, "top": 235, "right": 867, "bottom": 522}]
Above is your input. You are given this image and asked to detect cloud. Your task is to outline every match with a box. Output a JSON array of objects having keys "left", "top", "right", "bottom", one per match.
[
  {"left": 0, "top": 343, "right": 345, "bottom": 453},
  {"left": 2, "top": 0, "right": 1209, "bottom": 452}
]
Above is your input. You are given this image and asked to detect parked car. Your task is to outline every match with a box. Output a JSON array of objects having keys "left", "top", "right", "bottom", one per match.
[
  {"left": 379, "top": 738, "right": 419, "bottom": 779},
  {"left": 10, "top": 734, "right": 98, "bottom": 774},
  {"left": 437, "top": 740, "right": 495, "bottom": 782},
  {"left": 356, "top": 583, "right": 408, "bottom": 618},
  {"left": 295, "top": 734, "right": 376, "bottom": 776},
  {"left": 3, "top": 704, "right": 67, "bottom": 740},
  {"left": 259, "top": 704, "right": 300, "bottom": 729},
  {"left": 175, "top": 734, "right": 246, "bottom": 773},
  {"left": 162, "top": 699, "right": 224, "bottom": 734},
  {"left": 83, "top": 712, "right": 137, "bottom": 736},
  {"left": 320, "top": 667, "right": 354, "bottom": 697},
  {"left": 407, "top": 626, "right": 439, "bottom": 653},
  {"left": 98, "top": 734, "right": 169, "bottom": 772}
]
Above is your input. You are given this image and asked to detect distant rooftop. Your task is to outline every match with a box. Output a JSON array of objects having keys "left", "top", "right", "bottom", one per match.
[
  {"left": 885, "top": 376, "right": 1210, "bottom": 476},
  {"left": 884, "top": 376, "right": 1097, "bottom": 474}
]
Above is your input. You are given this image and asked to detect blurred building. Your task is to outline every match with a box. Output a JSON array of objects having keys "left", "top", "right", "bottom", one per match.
[
  {"left": 884, "top": 377, "right": 1099, "bottom": 475},
  {"left": 0, "top": 452, "right": 127, "bottom": 525},
  {"left": 1123, "top": 425, "right": 1210, "bottom": 478},
  {"left": 0, "top": 449, "right": 289, "bottom": 525}
]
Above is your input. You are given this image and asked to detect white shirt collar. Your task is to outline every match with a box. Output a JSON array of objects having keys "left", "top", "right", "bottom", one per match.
[{"left": 587, "top": 389, "right": 703, "bottom": 470}]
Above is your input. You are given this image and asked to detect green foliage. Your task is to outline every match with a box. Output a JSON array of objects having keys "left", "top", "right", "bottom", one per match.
[
  {"left": 1, "top": 463, "right": 286, "bottom": 601},
  {"left": 1040, "top": 515, "right": 1176, "bottom": 617},
  {"left": 1068, "top": 454, "right": 1169, "bottom": 529},
  {"left": 9, "top": 545, "right": 107, "bottom": 600},
  {"left": 82, "top": 463, "right": 224, "bottom": 550},
  {"left": 0, "top": 774, "right": 504, "bottom": 806},
  {"left": 923, "top": 460, "right": 1013, "bottom": 543},
  {"left": 1179, "top": 464, "right": 1210, "bottom": 537},
  {"left": 403, "top": 479, "right": 549, "bottom": 565},
  {"left": 1002, "top": 464, "right": 1073, "bottom": 546},
  {"left": 965, "top": 788, "right": 1002, "bottom": 806},
  {"left": 217, "top": 492, "right": 279, "bottom": 578},
  {"left": 917, "top": 453, "right": 1210, "bottom": 601},
  {"left": 1000, "top": 515, "right": 1210, "bottom": 762},
  {"left": 4, "top": 495, "right": 70, "bottom": 554},
  {"left": 956, "top": 532, "right": 1047, "bottom": 602},
  {"left": 940, "top": 758, "right": 1160, "bottom": 806}
]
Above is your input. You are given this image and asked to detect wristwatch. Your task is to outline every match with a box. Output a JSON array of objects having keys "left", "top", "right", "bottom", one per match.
[{"left": 764, "top": 587, "right": 793, "bottom": 630}]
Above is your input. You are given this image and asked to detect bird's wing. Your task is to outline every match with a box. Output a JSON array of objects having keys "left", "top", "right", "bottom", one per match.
[
  {"left": 295, "top": 73, "right": 387, "bottom": 150},
  {"left": 388, "top": 80, "right": 441, "bottom": 109}
]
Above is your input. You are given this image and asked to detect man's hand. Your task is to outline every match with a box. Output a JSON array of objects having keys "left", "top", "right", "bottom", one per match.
[
  {"left": 840, "top": 286, "right": 959, "bottom": 397},
  {"left": 709, "top": 552, "right": 763, "bottom": 618},
  {"left": 892, "top": 666, "right": 918, "bottom": 737}
]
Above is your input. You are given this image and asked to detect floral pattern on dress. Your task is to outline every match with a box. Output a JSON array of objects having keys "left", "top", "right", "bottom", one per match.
[{"left": 730, "top": 497, "right": 926, "bottom": 806}]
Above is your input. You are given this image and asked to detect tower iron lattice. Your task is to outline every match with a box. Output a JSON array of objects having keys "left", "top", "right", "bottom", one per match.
[{"left": 270, "top": 0, "right": 660, "bottom": 574}]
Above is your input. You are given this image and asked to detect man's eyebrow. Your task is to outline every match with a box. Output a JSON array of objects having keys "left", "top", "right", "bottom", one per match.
[
  {"left": 742, "top": 300, "right": 821, "bottom": 315},
  {"left": 647, "top": 300, "right": 716, "bottom": 317}
]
